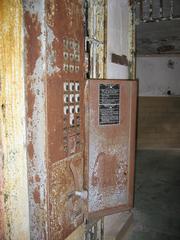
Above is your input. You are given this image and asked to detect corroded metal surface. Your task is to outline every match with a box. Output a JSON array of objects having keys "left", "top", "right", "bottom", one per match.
[
  {"left": 85, "top": 79, "right": 137, "bottom": 219},
  {"left": 23, "top": 1, "right": 48, "bottom": 239},
  {"left": 24, "top": 0, "right": 85, "bottom": 239},
  {"left": 0, "top": 1, "right": 30, "bottom": 239},
  {"left": 49, "top": 155, "right": 84, "bottom": 239},
  {"left": 46, "top": 0, "right": 85, "bottom": 239}
]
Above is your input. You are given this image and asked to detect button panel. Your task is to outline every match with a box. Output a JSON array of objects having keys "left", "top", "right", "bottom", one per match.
[
  {"left": 63, "top": 80, "right": 81, "bottom": 155},
  {"left": 62, "top": 38, "right": 80, "bottom": 73}
]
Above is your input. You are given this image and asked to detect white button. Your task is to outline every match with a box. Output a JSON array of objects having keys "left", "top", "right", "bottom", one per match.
[
  {"left": 75, "top": 82, "right": 80, "bottom": 91},
  {"left": 64, "top": 106, "right": 69, "bottom": 115},
  {"left": 75, "top": 105, "right": 80, "bottom": 113},
  {"left": 70, "top": 106, "right": 75, "bottom": 114},
  {"left": 69, "top": 82, "right": 75, "bottom": 91},
  {"left": 63, "top": 52, "right": 69, "bottom": 60},
  {"left": 70, "top": 114, "right": 75, "bottom": 126},
  {"left": 75, "top": 66, "right": 79, "bottom": 73},
  {"left": 63, "top": 64, "right": 69, "bottom": 72},
  {"left": 64, "top": 82, "right": 69, "bottom": 91},
  {"left": 69, "top": 65, "right": 74, "bottom": 72},
  {"left": 75, "top": 94, "right": 80, "bottom": 103},
  {"left": 70, "top": 94, "right": 75, "bottom": 103},
  {"left": 64, "top": 94, "right": 69, "bottom": 103},
  {"left": 70, "top": 53, "right": 74, "bottom": 61}
]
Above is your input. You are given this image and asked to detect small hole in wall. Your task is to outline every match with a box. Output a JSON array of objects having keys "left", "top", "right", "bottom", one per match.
[
  {"left": 1, "top": 104, "right": 5, "bottom": 110},
  {"left": 168, "top": 59, "right": 175, "bottom": 69},
  {"left": 167, "top": 90, "right": 171, "bottom": 95}
]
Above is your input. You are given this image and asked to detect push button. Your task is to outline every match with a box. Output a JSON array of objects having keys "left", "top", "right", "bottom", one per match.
[
  {"left": 70, "top": 82, "right": 75, "bottom": 91},
  {"left": 64, "top": 82, "right": 69, "bottom": 91},
  {"left": 75, "top": 105, "right": 80, "bottom": 113},
  {"left": 75, "top": 94, "right": 80, "bottom": 103},
  {"left": 75, "top": 82, "right": 80, "bottom": 91},
  {"left": 64, "top": 94, "right": 69, "bottom": 103},
  {"left": 70, "top": 106, "right": 75, "bottom": 114},
  {"left": 64, "top": 106, "right": 69, "bottom": 115},
  {"left": 70, "top": 94, "right": 75, "bottom": 103}
]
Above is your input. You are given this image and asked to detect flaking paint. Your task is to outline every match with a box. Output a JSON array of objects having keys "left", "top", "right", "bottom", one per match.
[
  {"left": 128, "top": 3, "right": 136, "bottom": 79},
  {"left": 88, "top": 0, "right": 106, "bottom": 78},
  {"left": 23, "top": 1, "right": 48, "bottom": 239},
  {"left": 0, "top": 1, "right": 30, "bottom": 239}
]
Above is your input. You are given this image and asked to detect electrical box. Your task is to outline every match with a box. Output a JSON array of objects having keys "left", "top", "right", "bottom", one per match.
[{"left": 85, "top": 79, "right": 137, "bottom": 219}]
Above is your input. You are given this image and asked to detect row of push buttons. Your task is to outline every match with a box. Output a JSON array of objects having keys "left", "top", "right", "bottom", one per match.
[
  {"left": 64, "top": 82, "right": 80, "bottom": 91},
  {"left": 64, "top": 105, "right": 80, "bottom": 115},
  {"left": 64, "top": 94, "right": 80, "bottom": 104},
  {"left": 63, "top": 81, "right": 80, "bottom": 127}
]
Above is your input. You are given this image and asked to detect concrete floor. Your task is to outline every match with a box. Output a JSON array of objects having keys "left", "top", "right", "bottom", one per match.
[{"left": 124, "top": 150, "right": 180, "bottom": 240}]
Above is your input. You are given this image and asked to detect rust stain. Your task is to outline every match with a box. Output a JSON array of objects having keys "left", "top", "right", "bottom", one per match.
[
  {"left": 23, "top": 1, "right": 48, "bottom": 239},
  {"left": 26, "top": 81, "right": 36, "bottom": 124},
  {"left": 91, "top": 152, "right": 127, "bottom": 189},
  {"left": 46, "top": 0, "right": 56, "bottom": 27},
  {"left": 49, "top": 156, "right": 84, "bottom": 239},
  {"left": 24, "top": 13, "right": 41, "bottom": 77},
  {"left": 33, "top": 187, "right": 41, "bottom": 204},
  {"left": 35, "top": 174, "right": 41, "bottom": 183},
  {"left": 46, "top": 0, "right": 85, "bottom": 238},
  {"left": 27, "top": 142, "right": 34, "bottom": 161}
]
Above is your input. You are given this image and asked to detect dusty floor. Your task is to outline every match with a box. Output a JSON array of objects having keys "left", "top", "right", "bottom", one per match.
[{"left": 124, "top": 150, "right": 180, "bottom": 240}]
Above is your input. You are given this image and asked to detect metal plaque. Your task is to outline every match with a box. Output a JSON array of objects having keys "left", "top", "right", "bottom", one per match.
[{"left": 99, "top": 84, "right": 120, "bottom": 125}]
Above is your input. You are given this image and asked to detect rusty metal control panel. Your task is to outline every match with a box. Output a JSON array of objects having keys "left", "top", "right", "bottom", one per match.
[
  {"left": 46, "top": 1, "right": 85, "bottom": 239},
  {"left": 85, "top": 79, "right": 137, "bottom": 219}
]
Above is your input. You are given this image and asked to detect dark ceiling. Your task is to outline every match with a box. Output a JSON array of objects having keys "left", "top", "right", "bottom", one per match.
[
  {"left": 136, "top": 20, "right": 180, "bottom": 55},
  {"left": 135, "top": 0, "right": 180, "bottom": 55}
]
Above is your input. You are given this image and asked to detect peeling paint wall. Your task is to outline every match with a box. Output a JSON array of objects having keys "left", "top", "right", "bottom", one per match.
[
  {"left": 23, "top": 0, "right": 48, "bottom": 239},
  {"left": 0, "top": 1, "right": 30, "bottom": 239},
  {"left": 87, "top": 0, "right": 107, "bottom": 78},
  {"left": 137, "top": 56, "right": 180, "bottom": 96}
]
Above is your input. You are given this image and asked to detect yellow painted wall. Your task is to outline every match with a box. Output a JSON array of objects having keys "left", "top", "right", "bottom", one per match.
[{"left": 0, "top": 1, "right": 30, "bottom": 239}]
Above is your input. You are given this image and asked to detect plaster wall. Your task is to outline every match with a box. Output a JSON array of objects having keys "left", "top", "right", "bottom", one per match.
[
  {"left": 0, "top": 1, "right": 30, "bottom": 239},
  {"left": 107, "top": 0, "right": 129, "bottom": 79},
  {"left": 137, "top": 56, "right": 180, "bottom": 96}
]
